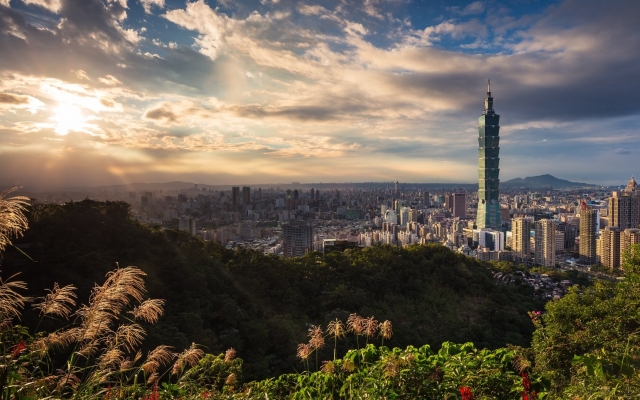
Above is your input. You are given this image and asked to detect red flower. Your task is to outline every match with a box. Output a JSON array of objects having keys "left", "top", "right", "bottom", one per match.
[
  {"left": 151, "top": 385, "right": 160, "bottom": 400},
  {"left": 522, "top": 372, "right": 531, "bottom": 390},
  {"left": 201, "top": 391, "right": 211, "bottom": 399},
  {"left": 142, "top": 385, "right": 160, "bottom": 400},
  {"left": 460, "top": 386, "right": 473, "bottom": 400},
  {"left": 521, "top": 372, "right": 538, "bottom": 399},
  {"left": 11, "top": 341, "right": 26, "bottom": 357}
]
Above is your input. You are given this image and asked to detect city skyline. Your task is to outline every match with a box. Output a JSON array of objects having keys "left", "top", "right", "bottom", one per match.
[{"left": 1, "top": 0, "right": 640, "bottom": 190}]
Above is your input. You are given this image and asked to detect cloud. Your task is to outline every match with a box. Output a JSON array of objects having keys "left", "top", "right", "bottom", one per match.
[
  {"left": 298, "top": 4, "right": 328, "bottom": 16},
  {"left": 164, "top": 0, "right": 229, "bottom": 60},
  {"left": 363, "top": 0, "right": 384, "bottom": 20},
  {"left": 142, "top": 103, "right": 179, "bottom": 124},
  {"left": 139, "top": 0, "right": 164, "bottom": 14},
  {"left": 98, "top": 74, "right": 122, "bottom": 86},
  {"left": 73, "top": 70, "right": 91, "bottom": 80},
  {"left": 448, "top": 1, "right": 485, "bottom": 16},
  {"left": 2, "top": 0, "right": 640, "bottom": 187},
  {"left": 21, "top": 0, "right": 62, "bottom": 13},
  {"left": 0, "top": 92, "right": 45, "bottom": 113}
]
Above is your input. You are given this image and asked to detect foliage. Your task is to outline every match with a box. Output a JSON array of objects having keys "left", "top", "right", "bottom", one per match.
[
  {"left": 3, "top": 200, "right": 538, "bottom": 381},
  {"left": 8, "top": 198, "right": 640, "bottom": 397},
  {"left": 530, "top": 244, "right": 640, "bottom": 398},
  {"left": 237, "top": 343, "right": 537, "bottom": 400}
]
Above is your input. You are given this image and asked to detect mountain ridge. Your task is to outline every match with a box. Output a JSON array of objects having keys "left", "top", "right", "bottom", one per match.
[{"left": 502, "top": 174, "right": 590, "bottom": 188}]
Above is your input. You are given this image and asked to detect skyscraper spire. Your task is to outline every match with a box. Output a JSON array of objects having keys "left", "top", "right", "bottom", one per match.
[
  {"left": 484, "top": 79, "right": 494, "bottom": 113},
  {"left": 476, "top": 81, "right": 501, "bottom": 229}
]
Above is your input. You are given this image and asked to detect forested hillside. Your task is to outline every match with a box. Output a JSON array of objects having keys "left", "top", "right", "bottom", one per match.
[{"left": 3, "top": 200, "right": 537, "bottom": 381}]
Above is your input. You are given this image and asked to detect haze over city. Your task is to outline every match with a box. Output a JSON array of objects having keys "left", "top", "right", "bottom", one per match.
[{"left": 1, "top": 0, "right": 639, "bottom": 189}]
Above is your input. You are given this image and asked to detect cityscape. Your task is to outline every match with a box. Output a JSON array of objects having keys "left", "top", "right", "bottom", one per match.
[
  {"left": 18, "top": 84, "right": 640, "bottom": 278},
  {"left": 2, "top": 0, "right": 640, "bottom": 397}
]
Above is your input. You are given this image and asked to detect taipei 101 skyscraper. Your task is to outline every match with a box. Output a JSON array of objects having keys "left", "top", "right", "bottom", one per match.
[{"left": 475, "top": 80, "right": 501, "bottom": 229}]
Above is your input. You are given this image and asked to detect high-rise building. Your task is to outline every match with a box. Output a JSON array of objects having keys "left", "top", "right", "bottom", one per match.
[
  {"left": 408, "top": 208, "right": 418, "bottom": 223},
  {"left": 598, "top": 226, "right": 621, "bottom": 270},
  {"left": 557, "top": 222, "right": 577, "bottom": 252},
  {"left": 535, "top": 219, "right": 556, "bottom": 267},
  {"left": 242, "top": 186, "right": 251, "bottom": 205},
  {"left": 424, "top": 191, "right": 430, "bottom": 207},
  {"left": 445, "top": 193, "right": 453, "bottom": 212},
  {"left": 179, "top": 217, "right": 197, "bottom": 236},
  {"left": 282, "top": 221, "right": 313, "bottom": 258},
  {"left": 608, "top": 177, "right": 639, "bottom": 229},
  {"left": 478, "top": 229, "right": 504, "bottom": 251},
  {"left": 399, "top": 207, "right": 411, "bottom": 226},
  {"left": 579, "top": 201, "right": 598, "bottom": 265},
  {"left": 394, "top": 200, "right": 403, "bottom": 216},
  {"left": 476, "top": 80, "right": 501, "bottom": 229},
  {"left": 232, "top": 187, "right": 240, "bottom": 208},
  {"left": 621, "top": 228, "right": 640, "bottom": 266},
  {"left": 384, "top": 209, "right": 398, "bottom": 224},
  {"left": 512, "top": 217, "right": 531, "bottom": 263},
  {"left": 452, "top": 193, "right": 467, "bottom": 219}
]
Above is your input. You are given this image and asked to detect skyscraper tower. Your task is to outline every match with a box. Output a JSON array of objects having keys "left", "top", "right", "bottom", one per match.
[
  {"left": 511, "top": 217, "right": 531, "bottom": 264},
  {"left": 476, "top": 80, "right": 501, "bottom": 229},
  {"left": 579, "top": 200, "right": 598, "bottom": 265},
  {"left": 535, "top": 219, "right": 556, "bottom": 267}
]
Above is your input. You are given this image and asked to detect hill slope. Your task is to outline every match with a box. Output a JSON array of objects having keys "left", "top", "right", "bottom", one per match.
[
  {"left": 502, "top": 174, "right": 590, "bottom": 188},
  {"left": 3, "top": 200, "right": 537, "bottom": 380}
]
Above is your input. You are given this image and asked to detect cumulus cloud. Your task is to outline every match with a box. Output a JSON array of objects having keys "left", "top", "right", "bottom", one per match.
[
  {"left": 164, "top": 0, "right": 229, "bottom": 60},
  {"left": 142, "top": 103, "right": 180, "bottom": 124},
  {"left": 139, "top": 0, "right": 164, "bottom": 14}
]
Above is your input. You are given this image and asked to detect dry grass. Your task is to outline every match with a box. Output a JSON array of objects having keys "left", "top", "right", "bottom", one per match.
[
  {"left": 142, "top": 345, "right": 175, "bottom": 374},
  {"left": 296, "top": 343, "right": 312, "bottom": 360},
  {"left": 380, "top": 320, "right": 393, "bottom": 340},
  {"left": 347, "top": 313, "right": 365, "bottom": 336},
  {"left": 33, "top": 283, "right": 77, "bottom": 319},
  {"left": 364, "top": 317, "right": 379, "bottom": 340},
  {"left": 172, "top": 343, "right": 204, "bottom": 375},
  {"left": 114, "top": 323, "right": 146, "bottom": 352},
  {"left": 0, "top": 192, "right": 201, "bottom": 399},
  {"left": 224, "top": 347, "right": 236, "bottom": 363},
  {"left": 0, "top": 186, "right": 30, "bottom": 252},
  {"left": 308, "top": 325, "right": 325, "bottom": 350},
  {"left": 327, "top": 319, "right": 346, "bottom": 340},
  {"left": 0, "top": 273, "right": 28, "bottom": 323},
  {"left": 130, "top": 299, "right": 165, "bottom": 324}
]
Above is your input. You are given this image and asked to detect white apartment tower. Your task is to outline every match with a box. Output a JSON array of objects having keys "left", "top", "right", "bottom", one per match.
[{"left": 535, "top": 219, "right": 556, "bottom": 267}]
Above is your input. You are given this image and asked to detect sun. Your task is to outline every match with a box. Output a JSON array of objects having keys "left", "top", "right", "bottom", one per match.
[{"left": 52, "top": 103, "right": 86, "bottom": 135}]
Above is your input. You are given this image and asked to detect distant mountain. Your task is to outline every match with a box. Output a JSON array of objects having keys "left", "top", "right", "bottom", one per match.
[{"left": 502, "top": 174, "right": 590, "bottom": 188}]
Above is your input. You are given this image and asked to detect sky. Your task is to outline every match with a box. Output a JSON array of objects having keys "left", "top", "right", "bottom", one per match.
[{"left": 0, "top": 0, "right": 639, "bottom": 189}]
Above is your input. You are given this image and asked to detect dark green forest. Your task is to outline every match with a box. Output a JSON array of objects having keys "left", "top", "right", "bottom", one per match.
[{"left": 3, "top": 200, "right": 537, "bottom": 381}]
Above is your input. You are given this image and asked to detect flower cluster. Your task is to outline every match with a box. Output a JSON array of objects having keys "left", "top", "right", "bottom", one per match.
[
  {"left": 521, "top": 372, "right": 538, "bottom": 399},
  {"left": 460, "top": 386, "right": 473, "bottom": 400},
  {"left": 528, "top": 311, "right": 542, "bottom": 322}
]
